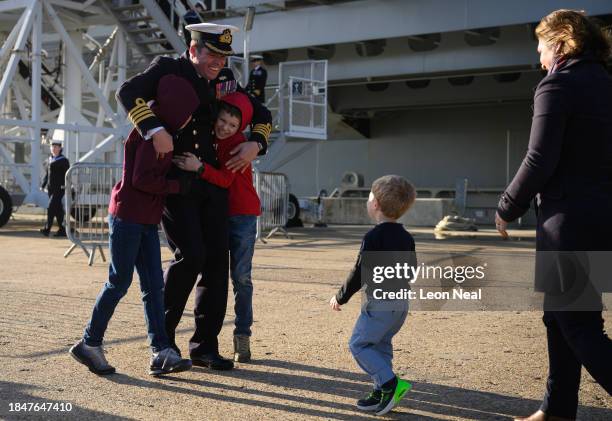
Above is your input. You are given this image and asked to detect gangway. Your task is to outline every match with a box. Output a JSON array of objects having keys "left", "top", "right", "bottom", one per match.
[
  {"left": 254, "top": 60, "right": 328, "bottom": 171},
  {"left": 100, "top": 0, "right": 187, "bottom": 59},
  {"left": 226, "top": 57, "right": 328, "bottom": 165}
]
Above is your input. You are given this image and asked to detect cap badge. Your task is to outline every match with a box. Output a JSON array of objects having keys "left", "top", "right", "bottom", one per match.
[{"left": 220, "top": 29, "right": 232, "bottom": 44}]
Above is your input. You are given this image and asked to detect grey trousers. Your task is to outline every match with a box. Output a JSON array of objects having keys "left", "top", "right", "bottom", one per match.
[{"left": 349, "top": 306, "right": 408, "bottom": 388}]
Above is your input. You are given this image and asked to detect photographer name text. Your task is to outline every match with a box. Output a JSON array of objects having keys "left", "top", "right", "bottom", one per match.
[{"left": 373, "top": 287, "right": 482, "bottom": 300}]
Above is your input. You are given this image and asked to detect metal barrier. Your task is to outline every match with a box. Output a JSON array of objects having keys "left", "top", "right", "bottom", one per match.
[
  {"left": 63, "top": 163, "right": 291, "bottom": 264},
  {"left": 254, "top": 169, "right": 290, "bottom": 243},
  {"left": 64, "top": 162, "right": 121, "bottom": 266}
]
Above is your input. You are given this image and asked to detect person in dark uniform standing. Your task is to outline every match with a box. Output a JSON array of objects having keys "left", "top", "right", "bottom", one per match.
[
  {"left": 116, "top": 23, "right": 271, "bottom": 371},
  {"left": 247, "top": 55, "right": 267, "bottom": 103},
  {"left": 40, "top": 140, "right": 70, "bottom": 237}
]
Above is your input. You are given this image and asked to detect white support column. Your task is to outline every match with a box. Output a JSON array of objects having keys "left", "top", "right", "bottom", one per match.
[
  {"left": 28, "top": 0, "right": 43, "bottom": 201},
  {"left": 115, "top": 30, "right": 128, "bottom": 163},
  {"left": 117, "top": 30, "right": 127, "bottom": 97},
  {"left": 95, "top": 36, "right": 118, "bottom": 133},
  {"left": 43, "top": 1, "right": 123, "bottom": 128},
  {"left": 93, "top": 36, "right": 119, "bottom": 162},
  {"left": 243, "top": 31, "right": 250, "bottom": 88},
  {"left": 0, "top": 0, "right": 35, "bottom": 110},
  {"left": 61, "top": 29, "right": 83, "bottom": 164}
]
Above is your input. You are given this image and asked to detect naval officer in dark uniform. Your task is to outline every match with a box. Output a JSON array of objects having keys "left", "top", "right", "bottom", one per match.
[
  {"left": 40, "top": 140, "right": 70, "bottom": 237},
  {"left": 116, "top": 23, "right": 272, "bottom": 370},
  {"left": 247, "top": 55, "right": 267, "bottom": 103}
]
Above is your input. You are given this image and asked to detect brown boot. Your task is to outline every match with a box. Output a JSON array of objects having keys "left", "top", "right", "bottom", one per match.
[
  {"left": 233, "top": 335, "right": 251, "bottom": 362},
  {"left": 514, "top": 410, "right": 575, "bottom": 421}
]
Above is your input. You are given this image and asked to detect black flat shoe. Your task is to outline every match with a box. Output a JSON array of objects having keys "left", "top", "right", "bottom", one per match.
[{"left": 191, "top": 353, "right": 234, "bottom": 371}]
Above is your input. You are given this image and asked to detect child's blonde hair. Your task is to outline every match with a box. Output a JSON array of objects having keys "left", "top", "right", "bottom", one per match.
[{"left": 371, "top": 175, "right": 416, "bottom": 219}]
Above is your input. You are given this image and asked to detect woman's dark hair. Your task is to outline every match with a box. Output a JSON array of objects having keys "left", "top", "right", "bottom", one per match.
[
  {"left": 535, "top": 9, "right": 612, "bottom": 61},
  {"left": 218, "top": 101, "right": 242, "bottom": 125}
]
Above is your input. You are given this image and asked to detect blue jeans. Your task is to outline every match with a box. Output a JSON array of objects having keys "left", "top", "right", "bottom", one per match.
[
  {"left": 349, "top": 306, "right": 408, "bottom": 388},
  {"left": 229, "top": 215, "right": 257, "bottom": 336},
  {"left": 83, "top": 215, "right": 170, "bottom": 352}
]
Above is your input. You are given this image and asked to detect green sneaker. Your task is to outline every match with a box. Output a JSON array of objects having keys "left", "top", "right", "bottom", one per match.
[
  {"left": 356, "top": 389, "right": 382, "bottom": 411},
  {"left": 375, "top": 377, "right": 412, "bottom": 416}
]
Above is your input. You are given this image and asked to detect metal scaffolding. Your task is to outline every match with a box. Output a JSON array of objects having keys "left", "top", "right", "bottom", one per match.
[{"left": 0, "top": 0, "right": 133, "bottom": 210}]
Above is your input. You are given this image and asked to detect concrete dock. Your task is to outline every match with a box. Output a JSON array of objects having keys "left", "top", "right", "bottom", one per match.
[{"left": 1, "top": 214, "right": 610, "bottom": 420}]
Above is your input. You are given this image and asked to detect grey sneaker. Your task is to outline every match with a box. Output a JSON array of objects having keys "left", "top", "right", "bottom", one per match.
[
  {"left": 69, "top": 339, "right": 115, "bottom": 375},
  {"left": 149, "top": 347, "right": 192, "bottom": 376},
  {"left": 233, "top": 335, "right": 251, "bottom": 362}
]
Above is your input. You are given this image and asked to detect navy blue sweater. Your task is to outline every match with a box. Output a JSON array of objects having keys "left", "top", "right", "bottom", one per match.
[{"left": 335, "top": 222, "right": 416, "bottom": 305}]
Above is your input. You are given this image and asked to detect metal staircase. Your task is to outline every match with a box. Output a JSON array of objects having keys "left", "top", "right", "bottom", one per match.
[{"left": 100, "top": 0, "right": 187, "bottom": 58}]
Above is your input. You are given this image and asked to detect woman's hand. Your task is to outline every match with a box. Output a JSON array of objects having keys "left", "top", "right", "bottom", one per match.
[
  {"left": 173, "top": 152, "right": 201, "bottom": 172},
  {"left": 495, "top": 212, "right": 509, "bottom": 239}
]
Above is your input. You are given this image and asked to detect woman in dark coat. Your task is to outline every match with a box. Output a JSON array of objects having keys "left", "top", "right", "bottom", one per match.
[{"left": 495, "top": 10, "right": 612, "bottom": 421}]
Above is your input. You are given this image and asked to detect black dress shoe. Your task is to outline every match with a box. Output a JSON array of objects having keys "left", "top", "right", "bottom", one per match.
[
  {"left": 53, "top": 228, "right": 67, "bottom": 237},
  {"left": 39, "top": 228, "right": 50, "bottom": 237},
  {"left": 191, "top": 353, "right": 234, "bottom": 370}
]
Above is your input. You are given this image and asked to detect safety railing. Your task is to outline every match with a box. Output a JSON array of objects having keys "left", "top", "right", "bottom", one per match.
[
  {"left": 64, "top": 162, "right": 121, "bottom": 266},
  {"left": 63, "top": 163, "right": 291, "bottom": 264},
  {"left": 254, "top": 168, "right": 290, "bottom": 243}
]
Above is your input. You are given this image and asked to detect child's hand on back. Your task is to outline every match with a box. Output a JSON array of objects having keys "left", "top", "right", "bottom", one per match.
[
  {"left": 173, "top": 152, "right": 201, "bottom": 172},
  {"left": 329, "top": 296, "right": 341, "bottom": 311}
]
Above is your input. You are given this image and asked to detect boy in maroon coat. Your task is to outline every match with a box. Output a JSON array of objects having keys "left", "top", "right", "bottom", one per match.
[
  {"left": 70, "top": 75, "right": 197, "bottom": 376},
  {"left": 174, "top": 91, "right": 260, "bottom": 362}
]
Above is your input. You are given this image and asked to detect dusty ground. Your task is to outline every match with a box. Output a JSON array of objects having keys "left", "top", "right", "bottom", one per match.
[{"left": 0, "top": 213, "right": 610, "bottom": 420}]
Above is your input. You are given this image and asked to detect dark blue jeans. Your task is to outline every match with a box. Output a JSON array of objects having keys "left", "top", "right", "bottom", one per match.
[
  {"left": 229, "top": 215, "right": 257, "bottom": 336},
  {"left": 83, "top": 215, "right": 169, "bottom": 352}
]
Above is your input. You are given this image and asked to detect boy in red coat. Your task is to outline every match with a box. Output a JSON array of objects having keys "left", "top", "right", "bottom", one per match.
[
  {"left": 70, "top": 75, "right": 197, "bottom": 376},
  {"left": 174, "top": 91, "right": 260, "bottom": 362}
]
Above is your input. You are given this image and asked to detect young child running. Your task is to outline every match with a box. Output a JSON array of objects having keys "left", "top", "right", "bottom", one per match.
[
  {"left": 69, "top": 75, "right": 197, "bottom": 376},
  {"left": 329, "top": 175, "right": 417, "bottom": 415},
  {"left": 174, "top": 91, "right": 260, "bottom": 363}
]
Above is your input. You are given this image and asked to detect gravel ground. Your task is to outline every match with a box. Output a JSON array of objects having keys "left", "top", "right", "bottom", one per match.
[{"left": 0, "top": 214, "right": 610, "bottom": 420}]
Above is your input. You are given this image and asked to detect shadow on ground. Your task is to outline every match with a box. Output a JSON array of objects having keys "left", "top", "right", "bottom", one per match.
[{"left": 96, "top": 359, "right": 611, "bottom": 420}]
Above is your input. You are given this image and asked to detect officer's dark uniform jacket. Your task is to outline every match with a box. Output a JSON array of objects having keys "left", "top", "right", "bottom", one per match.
[
  {"left": 42, "top": 154, "right": 69, "bottom": 194},
  {"left": 247, "top": 65, "right": 267, "bottom": 103},
  {"left": 116, "top": 52, "right": 272, "bottom": 176}
]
